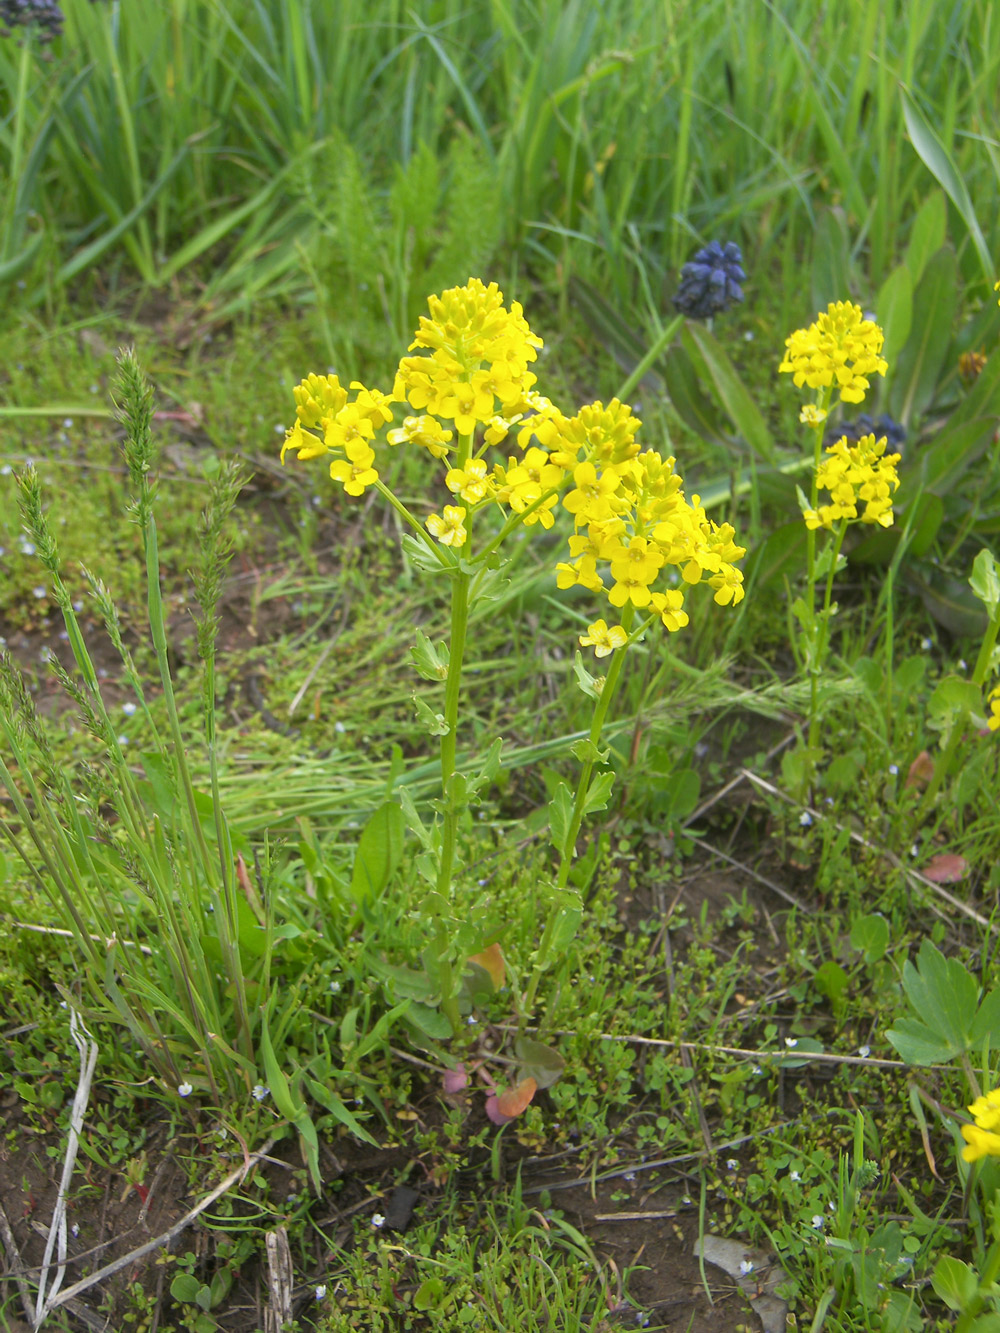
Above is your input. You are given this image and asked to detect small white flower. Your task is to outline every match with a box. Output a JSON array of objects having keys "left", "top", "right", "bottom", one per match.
[
  {"left": 178, "top": 1081, "right": 193, "bottom": 1097},
  {"left": 63, "top": 418, "right": 74, "bottom": 429},
  {"left": 785, "top": 1037, "right": 798, "bottom": 1048},
  {"left": 71, "top": 1222, "right": 79, "bottom": 1237},
  {"left": 681, "top": 1195, "right": 693, "bottom": 1206},
  {"left": 888, "top": 764, "right": 898, "bottom": 776},
  {"left": 958, "top": 659, "right": 968, "bottom": 672},
  {"left": 789, "top": 1170, "right": 801, "bottom": 1182},
  {"left": 315, "top": 1285, "right": 327, "bottom": 1300},
  {"left": 72, "top": 599, "right": 83, "bottom": 611},
  {"left": 921, "top": 637, "right": 933, "bottom": 650},
  {"left": 466, "top": 1015, "right": 477, "bottom": 1025},
  {"left": 739, "top": 1259, "right": 754, "bottom": 1275},
  {"left": 371, "top": 1213, "right": 385, "bottom": 1229},
  {"left": 334, "top": 721, "right": 346, "bottom": 733},
  {"left": 858, "top": 1045, "right": 871, "bottom": 1058},
  {"left": 118, "top": 734, "right": 129, "bottom": 746},
  {"left": 726, "top": 1158, "right": 739, "bottom": 1172},
  {"left": 743, "top": 330, "right": 755, "bottom": 342},
  {"left": 122, "top": 701, "right": 137, "bottom": 715},
  {"left": 910, "top": 843, "right": 920, "bottom": 858},
  {"left": 624, "top": 1171, "right": 636, "bottom": 1182},
  {"left": 752, "top": 1065, "right": 764, "bottom": 1076},
  {"left": 19, "top": 540, "right": 35, "bottom": 554},
  {"left": 274, "top": 423, "right": 286, "bottom": 434},
  {"left": 252, "top": 1084, "right": 269, "bottom": 1102},
  {"left": 811, "top": 1214, "right": 825, "bottom": 1229},
  {"left": 32, "top": 585, "right": 47, "bottom": 599},
  {"left": 799, "top": 811, "right": 813, "bottom": 827},
  {"left": 329, "top": 980, "right": 341, "bottom": 993}
]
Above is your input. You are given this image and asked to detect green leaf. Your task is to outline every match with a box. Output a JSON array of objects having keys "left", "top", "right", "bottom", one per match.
[
  {"left": 969, "top": 988, "right": 1000, "bottom": 1051},
  {"left": 410, "top": 628, "right": 449, "bottom": 681},
  {"left": 400, "top": 532, "right": 448, "bottom": 573},
  {"left": 170, "top": 1274, "right": 203, "bottom": 1304},
  {"left": 548, "top": 781, "right": 574, "bottom": 855},
  {"left": 875, "top": 264, "right": 913, "bottom": 373},
  {"left": 305, "top": 1077, "right": 379, "bottom": 1147},
  {"left": 680, "top": 322, "right": 776, "bottom": 462},
  {"left": 570, "top": 738, "right": 609, "bottom": 765},
  {"left": 889, "top": 247, "right": 958, "bottom": 427},
  {"left": 259, "top": 1014, "right": 303, "bottom": 1123},
  {"left": 568, "top": 275, "right": 658, "bottom": 388},
  {"left": 931, "top": 1256, "right": 978, "bottom": 1312},
  {"left": 898, "top": 940, "right": 978, "bottom": 1057},
  {"left": 413, "top": 1278, "right": 447, "bottom": 1312},
  {"left": 740, "top": 521, "right": 807, "bottom": 592},
  {"left": 349, "top": 802, "right": 405, "bottom": 904},
  {"left": 581, "top": 771, "right": 616, "bottom": 818},
  {"left": 926, "top": 675, "right": 983, "bottom": 737},
  {"left": 970, "top": 549, "right": 1000, "bottom": 620},
  {"left": 885, "top": 1016, "right": 956, "bottom": 1065},
  {"left": 901, "top": 88, "right": 993, "bottom": 286},
  {"left": 573, "top": 650, "right": 603, "bottom": 700},
  {"left": 470, "top": 738, "right": 504, "bottom": 795},
  {"left": 544, "top": 889, "right": 583, "bottom": 956},
  {"left": 849, "top": 914, "right": 889, "bottom": 964},
  {"left": 903, "top": 190, "right": 946, "bottom": 287},
  {"left": 662, "top": 342, "right": 732, "bottom": 448},
  {"left": 412, "top": 694, "right": 449, "bottom": 736},
  {"left": 919, "top": 419, "right": 995, "bottom": 496},
  {"left": 514, "top": 1037, "right": 566, "bottom": 1090},
  {"left": 907, "top": 565, "right": 989, "bottom": 637}
]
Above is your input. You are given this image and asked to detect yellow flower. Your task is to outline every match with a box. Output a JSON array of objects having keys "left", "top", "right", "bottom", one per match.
[
  {"left": 292, "top": 373, "right": 348, "bottom": 428},
  {"left": 562, "top": 461, "right": 623, "bottom": 524},
  {"left": 579, "top": 619, "right": 628, "bottom": 658},
  {"left": 969, "top": 1088, "right": 1000, "bottom": 1131},
  {"left": 281, "top": 419, "right": 327, "bottom": 464},
  {"left": 445, "top": 458, "right": 494, "bottom": 505},
  {"left": 426, "top": 505, "right": 468, "bottom": 547},
  {"left": 779, "top": 302, "right": 888, "bottom": 405},
  {"left": 650, "top": 589, "right": 689, "bottom": 631},
  {"left": 962, "top": 1122, "right": 1000, "bottom": 1162},
  {"left": 803, "top": 433, "right": 900, "bottom": 531},
  {"left": 799, "top": 404, "right": 828, "bottom": 427},
  {"left": 329, "top": 439, "right": 378, "bottom": 496},
  {"left": 988, "top": 685, "right": 1000, "bottom": 733},
  {"left": 386, "top": 414, "right": 453, "bottom": 458}
]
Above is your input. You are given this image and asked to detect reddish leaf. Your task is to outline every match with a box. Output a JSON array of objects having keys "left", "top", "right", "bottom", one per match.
[
  {"left": 468, "top": 943, "right": 506, "bottom": 991},
  {"left": 922, "top": 852, "right": 968, "bottom": 884},
  {"left": 485, "top": 1077, "right": 537, "bottom": 1125},
  {"left": 905, "top": 751, "right": 935, "bottom": 789},
  {"left": 442, "top": 1062, "right": 468, "bottom": 1095}
]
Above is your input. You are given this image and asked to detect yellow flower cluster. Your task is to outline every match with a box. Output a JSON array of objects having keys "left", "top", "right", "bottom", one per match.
[
  {"left": 281, "top": 279, "right": 747, "bottom": 652},
  {"left": 779, "top": 301, "right": 888, "bottom": 404},
  {"left": 802, "top": 433, "right": 901, "bottom": 531},
  {"left": 961, "top": 1087, "right": 1000, "bottom": 1161},
  {"left": 988, "top": 685, "right": 1000, "bottom": 733}
]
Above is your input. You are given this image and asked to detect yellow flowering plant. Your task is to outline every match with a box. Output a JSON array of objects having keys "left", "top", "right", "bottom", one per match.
[
  {"left": 779, "top": 302, "right": 893, "bottom": 764},
  {"left": 282, "top": 278, "right": 747, "bottom": 1056}
]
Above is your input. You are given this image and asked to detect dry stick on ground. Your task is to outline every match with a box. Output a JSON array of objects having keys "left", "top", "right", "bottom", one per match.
[
  {"left": 35, "top": 1137, "right": 277, "bottom": 1321},
  {"left": 738, "top": 768, "right": 996, "bottom": 933},
  {"left": 0, "top": 1197, "right": 35, "bottom": 1325}
]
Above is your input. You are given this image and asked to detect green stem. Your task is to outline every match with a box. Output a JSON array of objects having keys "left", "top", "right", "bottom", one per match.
[
  {"left": 373, "top": 479, "right": 453, "bottom": 568},
  {"left": 521, "top": 605, "right": 640, "bottom": 1020},
  {"left": 616, "top": 315, "right": 685, "bottom": 404},
  {"left": 807, "top": 517, "right": 849, "bottom": 753},
  {"left": 431, "top": 432, "right": 474, "bottom": 1036}
]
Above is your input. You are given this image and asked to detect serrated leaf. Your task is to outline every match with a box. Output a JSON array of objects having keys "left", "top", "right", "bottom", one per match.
[
  {"left": 573, "top": 650, "right": 603, "bottom": 699},
  {"left": 570, "top": 738, "right": 609, "bottom": 764},
  {"left": 548, "top": 781, "right": 574, "bottom": 855},
  {"left": 581, "top": 770, "right": 615, "bottom": 818},
  {"left": 969, "top": 988, "right": 1000, "bottom": 1050},
  {"left": 400, "top": 531, "right": 448, "bottom": 573},
  {"left": 413, "top": 694, "right": 449, "bottom": 736},
  {"left": 410, "top": 627, "right": 449, "bottom": 681},
  {"left": 899, "top": 941, "right": 978, "bottom": 1056}
]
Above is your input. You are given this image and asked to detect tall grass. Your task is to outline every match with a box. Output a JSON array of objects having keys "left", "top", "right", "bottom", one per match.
[{"left": 0, "top": 0, "right": 997, "bottom": 313}]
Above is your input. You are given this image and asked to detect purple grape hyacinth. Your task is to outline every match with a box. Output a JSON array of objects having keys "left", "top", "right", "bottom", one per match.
[{"left": 674, "top": 241, "right": 746, "bottom": 319}]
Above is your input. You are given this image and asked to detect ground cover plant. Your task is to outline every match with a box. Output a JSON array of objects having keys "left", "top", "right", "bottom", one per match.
[{"left": 5, "top": 1, "right": 1000, "bottom": 1331}]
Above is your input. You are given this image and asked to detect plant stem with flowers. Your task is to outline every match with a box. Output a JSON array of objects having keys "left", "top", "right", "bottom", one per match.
[
  {"left": 778, "top": 302, "right": 891, "bottom": 772},
  {"left": 280, "top": 279, "right": 748, "bottom": 1062}
]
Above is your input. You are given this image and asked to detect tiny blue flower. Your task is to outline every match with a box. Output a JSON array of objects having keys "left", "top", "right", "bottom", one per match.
[
  {"left": 178, "top": 1081, "right": 193, "bottom": 1097},
  {"left": 122, "top": 702, "right": 137, "bottom": 716},
  {"left": 799, "top": 811, "right": 813, "bottom": 827},
  {"left": 252, "top": 1084, "right": 269, "bottom": 1102},
  {"left": 674, "top": 241, "right": 746, "bottom": 319}
]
